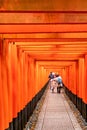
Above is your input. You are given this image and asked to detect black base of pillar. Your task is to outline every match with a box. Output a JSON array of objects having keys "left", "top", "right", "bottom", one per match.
[
  {"left": 82, "top": 101, "right": 87, "bottom": 122},
  {"left": 18, "top": 111, "right": 22, "bottom": 130},
  {"left": 64, "top": 87, "right": 77, "bottom": 105},
  {"left": 13, "top": 117, "right": 19, "bottom": 130},
  {"left": 4, "top": 82, "right": 49, "bottom": 130},
  {"left": 76, "top": 97, "right": 82, "bottom": 114},
  {"left": 9, "top": 122, "right": 13, "bottom": 130}
]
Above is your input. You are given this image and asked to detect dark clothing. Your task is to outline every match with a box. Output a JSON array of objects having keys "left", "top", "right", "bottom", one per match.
[
  {"left": 57, "top": 86, "right": 62, "bottom": 93},
  {"left": 48, "top": 73, "right": 54, "bottom": 79},
  {"left": 57, "top": 82, "right": 63, "bottom": 93}
]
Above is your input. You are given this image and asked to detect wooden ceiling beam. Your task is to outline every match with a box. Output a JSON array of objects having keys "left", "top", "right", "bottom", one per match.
[{"left": 1, "top": 24, "right": 87, "bottom": 33}]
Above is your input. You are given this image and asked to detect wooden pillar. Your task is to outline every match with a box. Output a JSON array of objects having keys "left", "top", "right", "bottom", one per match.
[
  {"left": 83, "top": 55, "right": 87, "bottom": 104},
  {"left": 77, "top": 58, "right": 84, "bottom": 113},
  {"left": 72, "top": 62, "right": 77, "bottom": 95},
  {"left": 62, "top": 68, "right": 66, "bottom": 85},
  {"left": 71, "top": 62, "right": 77, "bottom": 105},
  {"left": 81, "top": 55, "right": 87, "bottom": 121},
  {"left": 35, "top": 61, "right": 39, "bottom": 94},
  {"left": 1, "top": 39, "right": 9, "bottom": 129},
  {"left": 65, "top": 66, "right": 69, "bottom": 87},
  {"left": 68, "top": 65, "right": 72, "bottom": 91},
  {"left": 11, "top": 43, "right": 18, "bottom": 119},
  {"left": 6, "top": 42, "right": 13, "bottom": 129},
  {"left": 0, "top": 39, "right": 5, "bottom": 130}
]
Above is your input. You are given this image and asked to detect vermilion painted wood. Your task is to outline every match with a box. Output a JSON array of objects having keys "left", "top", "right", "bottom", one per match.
[
  {"left": 17, "top": 49, "right": 22, "bottom": 112},
  {"left": 73, "top": 63, "right": 77, "bottom": 95},
  {"left": 6, "top": 43, "right": 13, "bottom": 124},
  {"left": 78, "top": 58, "right": 84, "bottom": 99},
  {"left": 1, "top": 10, "right": 87, "bottom": 130},
  {"left": 0, "top": 24, "right": 87, "bottom": 33},
  {"left": 0, "top": 12, "right": 87, "bottom": 24},
  {"left": 0, "top": 40, "right": 5, "bottom": 130},
  {"left": 1, "top": 41, "right": 9, "bottom": 129},
  {"left": 11, "top": 44, "right": 18, "bottom": 118},
  {"left": 84, "top": 55, "right": 87, "bottom": 104}
]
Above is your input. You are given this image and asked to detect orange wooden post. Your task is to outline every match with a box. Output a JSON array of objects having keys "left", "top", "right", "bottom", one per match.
[
  {"left": 78, "top": 58, "right": 84, "bottom": 100},
  {"left": 28, "top": 57, "right": 34, "bottom": 100},
  {"left": 39, "top": 65, "right": 41, "bottom": 89},
  {"left": 81, "top": 58, "right": 85, "bottom": 101},
  {"left": 77, "top": 58, "right": 84, "bottom": 113},
  {"left": 43, "top": 68, "right": 47, "bottom": 84},
  {"left": 31, "top": 58, "right": 36, "bottom": 98},
  {"left": 1, "top": 40, "right": 9, "bottom": 129},
  {"left": 71, "top": 64, "right": 74, "bottom": 93},
  {"left": 22, "top": 52, "right": 26, "bottom": 107},
  {"left": 33, "top": 60, "right": 36, "bottom": 97},
  {"left": 6, "top": 42, "right": 13, "bottom": 125},
  {"left": 43, "top": 68, "right": 46, "bottom": 83},
  {"left": 39, "top": 65, "right": 43, "bottom": 90},
  {"left": 20, "top": 50, "right": 24, "bottom": 110},
  {"left": 38, "top": 65, "right": 42, "bottom": 90},
  {"left": 24, "top": 53, "right": 28, "bottom": 105},
  {"left": 27, "top": 57, "right": 31, "bottom": 103},
  {"left": 76, "top": 60, "right": 79, "bottom": 96},
  {"left": 62, "top": 68, "right": 66, "bottom": 85},
  {"left": 0, "top": 39, "right": 5, "bottom": 130},
  {"left": 68, "top": 65, "right": 72, "bottom": 91},
  {"left": 35, "top": 61, "right": 39, "bottom": 94},
  {"left": 42, "top": 67, "right": 45, "bottom": 86},
  {"left": 70, "top": 62, "right": 77, "bottom": 96},
  {"left": 11, "top": 43, "right": 18, "bottom": 119},
  {"left": 41, "top": 66, "right": 46, "bottom": 87},
  {"left": 84, "top": 55, "right": 87, "bottom": 104},
  {"left": 16, "top": 47, "right": 21, "bottom": 113},
  {"left": 72, "top": 62, "right": 77, "bottom": 95},
  {"left": 46, "top": 69, "right": 49, "bottom": 82},
  {"left": 81, "top": 55, "right": 87, "bottom": 120},
  {"left": 70, "top": 62, "right": 77, "bottom": 105},
  {"left": 27, "top": 57, "right": 31, "bottom": 102},
  {"left": 65, "top": 66, "right": 69, "bottom": 87},
  {"left": 36, "top": 63, "right": 39, "bottom": 92},
  {"left": 76, "top": 59, "right": 80, "bottom": 102}
]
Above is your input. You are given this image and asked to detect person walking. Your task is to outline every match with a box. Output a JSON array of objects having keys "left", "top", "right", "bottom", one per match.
[{"left": 51, "top": 74, "right": 63, "bottom": 93}]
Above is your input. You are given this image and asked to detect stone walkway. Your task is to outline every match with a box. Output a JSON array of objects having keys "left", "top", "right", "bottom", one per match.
[
  {"left": 25, "top": 87, "right": 87, "bottom": 130},
  {"left": 34, "top": 88, "right": 82, "bottom": 130}
]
